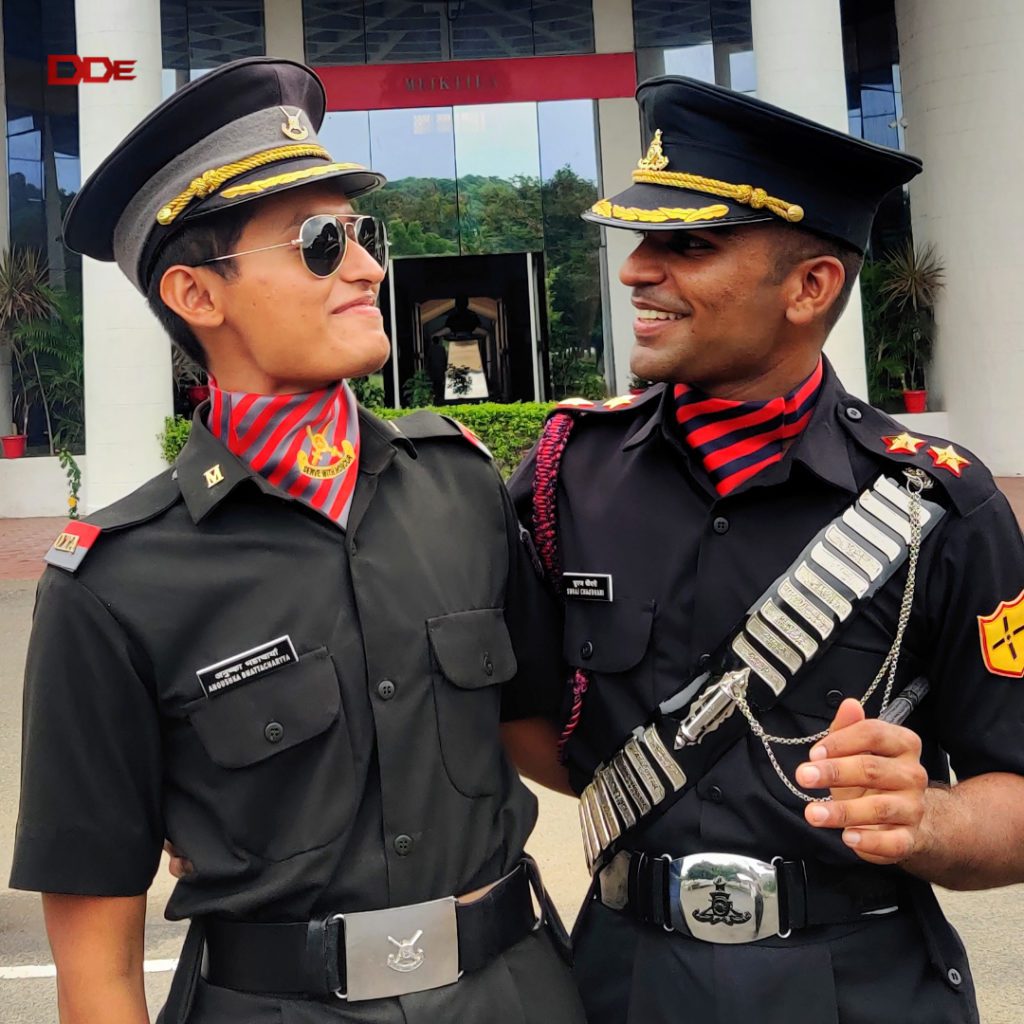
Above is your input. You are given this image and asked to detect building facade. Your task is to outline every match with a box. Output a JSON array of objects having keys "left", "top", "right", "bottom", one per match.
[{"left": 2, "top": 0, "right": 1021, "bottom": 514}]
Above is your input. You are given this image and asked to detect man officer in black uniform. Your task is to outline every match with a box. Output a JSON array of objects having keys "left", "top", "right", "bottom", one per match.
[
  {"left": 10, "top": 58, "right": 584, "bottom": 1024},
  {"left": 509, "top": 76, "right": 1024, "bottom": 1024}
]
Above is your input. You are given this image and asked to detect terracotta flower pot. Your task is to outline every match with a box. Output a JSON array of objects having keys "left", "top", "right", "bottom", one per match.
[
  {"left": 187, "top": 384, "right": 211, "bottom": 407},
  {"left": 1, "top": 434, "right": 27, "bottom": 459},
  {"left": 902, "top": 389, "right": 927, "bottom": 414}
]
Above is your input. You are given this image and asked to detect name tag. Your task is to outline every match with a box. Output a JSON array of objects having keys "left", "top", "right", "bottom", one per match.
[
  {"left": 196, "top": 635, "right": 298, "bottom": 698},
  {"left": 563, "top": 572, "right": 614, "bottom": 602}
]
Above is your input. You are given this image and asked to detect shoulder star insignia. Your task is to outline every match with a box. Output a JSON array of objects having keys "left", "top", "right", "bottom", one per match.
[
  {"left": 928, "top": 444, "right": 970, "bottom": 476},
  {"left": 557, "top": 397, "right": 596, "bottom": 408},
  {"left": 883, "top": 432, "right": 926, "bottom": 455},
  {"left": 603, "top": 395, "right": 636, "bottom": 409}
]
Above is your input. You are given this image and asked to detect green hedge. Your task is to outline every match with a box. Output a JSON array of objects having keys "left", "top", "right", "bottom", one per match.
[{"left": 159, "top": 401, "right": 556, "bottom": 479}]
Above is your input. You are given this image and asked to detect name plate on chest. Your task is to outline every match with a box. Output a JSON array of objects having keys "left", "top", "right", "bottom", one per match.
[
  {"left": 196, "top": 635, "right": 298, "bottom": 697},
  {"left": 563, "top": 572, "right": 614, "bottom": 602}
]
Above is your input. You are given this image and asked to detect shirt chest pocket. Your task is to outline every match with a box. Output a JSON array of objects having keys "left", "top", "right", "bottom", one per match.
[
  {"left": 184, "top": 647, "right": 353, "bottom": 860},
  {"left": 428, "top": 608, "right": 517, "bottom": 797},
  {"left": 562, "top": 598, "right": 655, "bottom": 674}
]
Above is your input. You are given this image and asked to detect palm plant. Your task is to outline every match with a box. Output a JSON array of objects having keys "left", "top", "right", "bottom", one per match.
[
  {"left": 0, "top": 247, "right": 53, "bottom": 436},
  {"left": 14, "top": 289, "right": 85, "bottom": 452}
]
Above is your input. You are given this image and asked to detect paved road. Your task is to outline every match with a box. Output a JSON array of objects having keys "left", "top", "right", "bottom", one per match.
[{"left": 1, "top": 576, "right": 1022, "bottom": 1021}]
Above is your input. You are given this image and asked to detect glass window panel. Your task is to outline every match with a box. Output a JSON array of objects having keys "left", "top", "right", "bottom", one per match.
[
  {"left": 303, "top": 0, "right": 366, "bottom": 65},
  {"left": 361, "top": 107, "right": 459, "bottom": 257},
  {"left": 319, "top": 110, "right": 373, "bottom": 172},
  {"left": 161, "top": 0, "right": 189, "bottom": 71},
  {"left": 55, "top": 156, "right": 80, "bottom": 195},
  {"left": 727, "top": 49, "right": 756, "bottom": 93},
  {"left": 186, "top": 0, "right": 265, "bottom": 73},
  {"left": 451, "top": 1, "right": 533, "bottom": 59},
  {"left": 453, "top": 103, "right": 543, "bottom": 255},
  {"left": 633, "top": 0, "right": 711, "bottom": 50},
  {"left": 637, "top": 43, "right": 715, "bottom": 83},
  {"left": 710, "top": 0, "right": 752, "bottom": 46},
  {"left": 533, "top": 0, "right": 595, "bottom": 56},
  {"left": 8, "top": 129, "right": 41, "bottom": 161},
  {"left": 538, "top": 99, "right": 603, "bottom": 397},
  {"left": 364, "top": 1, "right": 445, "bottom": 64}
]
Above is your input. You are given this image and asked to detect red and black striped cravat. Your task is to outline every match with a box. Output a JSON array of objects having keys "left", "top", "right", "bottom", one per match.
[
  {"left": 673, "top": 359, "right": 823, "bottom": 496},
  {"left": 207, "top": 379, "right": 361, "bottom": 529}
]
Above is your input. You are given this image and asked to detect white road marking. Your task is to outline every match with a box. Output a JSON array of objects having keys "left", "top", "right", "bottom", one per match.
[{"left": 0, "top": 959, "right": 177, "bottom": 980}]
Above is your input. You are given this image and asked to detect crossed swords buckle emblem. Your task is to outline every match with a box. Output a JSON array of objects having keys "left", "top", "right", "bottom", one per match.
[{"left": 386, "top": 929, "right": 425, "bottom": 973}]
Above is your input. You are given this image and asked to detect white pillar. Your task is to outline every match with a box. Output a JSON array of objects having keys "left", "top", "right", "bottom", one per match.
[
  {"left": 0, "top": 2, "right": 12, "bottom": 436},
  {"left": 751, "top": 0, "right": 869, "bottom": 400},
  {"left": 263, "top": 0, "right": 305, "bottom": 62},
  {"left": 896, "top": 0, "right": 1024, "bottom": 475},
  {"left": 76, "top": 0, "right": 171, "bottom": 511},
  {"left": 594, "top": 0, "right": 641, "bottom": 394}
]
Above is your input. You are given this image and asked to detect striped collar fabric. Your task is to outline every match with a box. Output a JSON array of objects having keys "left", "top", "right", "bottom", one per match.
[
  {"left": 672, "top": 359, "right": 824, "bottom": 496},
  {"left": 207, "top": 379, "right": 360, "bottom": 530}
]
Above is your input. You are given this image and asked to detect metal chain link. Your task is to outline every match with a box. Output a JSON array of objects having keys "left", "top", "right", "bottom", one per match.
[{"left": 732, "top": 473, "right": 926, "bottom": 803}]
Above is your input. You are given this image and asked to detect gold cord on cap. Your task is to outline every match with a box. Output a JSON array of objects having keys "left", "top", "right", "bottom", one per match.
[
  {"left": 155, "top": 144, "right": 333, "bottom": 225},
  {"left": 632, "top": 166, "right": 805, "bottom": 223},
  {"left": 219, "top": 162, "right": 366, "bottom": 200},
  {"left": 589, "top": 199, "right": 730, "bottom": 224}
]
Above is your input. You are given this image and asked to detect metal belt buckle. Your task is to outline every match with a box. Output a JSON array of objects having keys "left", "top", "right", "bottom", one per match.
[
  {"left": 668, "top": 853, "right": 781, "bottom": 944},
  {"left": 332, "top": 896, "right": 460, "bottom": 1001}
]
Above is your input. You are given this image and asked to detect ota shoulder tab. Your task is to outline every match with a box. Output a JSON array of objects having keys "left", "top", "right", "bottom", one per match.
[
  {"left": 551, "top": 386, "right": 665, "bottom": 420},
  {"left": 392, "top": 410, "right": 492, "bottom": 459},
  {"left": 44, "top": 468, "right": 181, "bottom": 574},
  {"left": 839, "top": 399, "right": 995, "bottom": 516}
]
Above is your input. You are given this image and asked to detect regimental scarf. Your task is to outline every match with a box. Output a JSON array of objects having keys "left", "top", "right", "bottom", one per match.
[
  {"left": 207, "top": 379, "right": 360, "bottom": 529},
  {"left": 673, "top": 359, "right": 824, "bottom": 496}
]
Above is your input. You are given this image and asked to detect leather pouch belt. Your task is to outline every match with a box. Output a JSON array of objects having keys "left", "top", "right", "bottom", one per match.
[
  {"left": 598, "top": 850, "right": 905, "bottom": 944},
  {"left": 203, "top": 860, "right": 541, "bottom": 1002}
]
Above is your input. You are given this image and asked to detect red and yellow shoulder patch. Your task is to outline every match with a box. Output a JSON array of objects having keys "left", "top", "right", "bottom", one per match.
[
  {"left": 454, "top": 421, "right": 492, "bottom": 459},
  {"left": 978, "top": 589, "right": 1024, "bottom": 678},
  {"left": 882, "top": 432, "right": 927, "bottom": 455},
  {"left": 928, "top": 444, "right": 970, "bottom": 477},
  {"left": 44, "top": 521, "right": 102, "bottom": 573}
]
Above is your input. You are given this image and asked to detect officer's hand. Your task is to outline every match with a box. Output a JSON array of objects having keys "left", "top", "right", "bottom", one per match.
[
  {"left": 794, "top": 698, "right": 930, "bottom": 865},
  {"left": 163, "top": 839, "right": 194, "bottom": 879}
]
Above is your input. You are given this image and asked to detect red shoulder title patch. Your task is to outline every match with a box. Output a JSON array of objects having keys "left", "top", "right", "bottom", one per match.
[{"left": 44, "top": 521, "right": 102, "bottom": 573}]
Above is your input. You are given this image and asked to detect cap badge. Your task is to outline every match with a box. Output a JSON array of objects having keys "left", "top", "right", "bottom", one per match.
[
  {"left": 637, "top": 129, "right": 670, "bottom": 172},
  {"left": 280, "top": 107, "right": 309, "bottom": 141}
]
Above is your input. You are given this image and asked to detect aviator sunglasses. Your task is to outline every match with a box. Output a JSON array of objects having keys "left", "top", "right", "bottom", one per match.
[{"left": 204, "top": 213, "right": 389, "bottom": 278}]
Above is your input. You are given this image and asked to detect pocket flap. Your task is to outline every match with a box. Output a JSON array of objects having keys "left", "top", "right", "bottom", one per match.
[
  {"left": 188, "top": 647, "right": 340, "bottom": 768},
  {"left": 427, "top": 608, "right": 517, "bottom": 689},
  {"left": 563, "top": 598, "right": 655, "bottom": 673}
]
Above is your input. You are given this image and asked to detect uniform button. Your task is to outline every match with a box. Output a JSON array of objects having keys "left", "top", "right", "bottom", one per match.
[
  {"left": 377, "top": 679, "right": 396, "bottom": 700},
  {"left": 264, "top": 721, "right": 284, "bottom": 743},
  {"left": 580, "top": 641, "right": 594, "bottom": 660},
  {"left": 845, "top": 406, "right": 863, "bottom": 422},
  {"left": 394, "top": 834, "right": 414, "bottom": 856},
  {"left": 707, "top": 785, "right": 724, "bottom": 803},
  {"left": 947, "top": 968, "right": 962, "bottom": 987},
  {"left": 698, "top": 653, "right": 712, "bottom": 670},
  {"left": 483, "top": 654, "right": 494, "bottom": 676},
  {"left": 712, "top": 516, "right": 730, "bottom": 535},
  {"left": 825, "top": 689, "right": 844, "bottom": 708}
]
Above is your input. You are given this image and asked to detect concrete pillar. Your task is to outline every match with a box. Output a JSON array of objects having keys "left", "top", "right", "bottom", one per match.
[
  {"left": 896, "top": 0, "right": 1023, "bottom": 474},
  {"left": 0, "top": 2, "right": 12, "bottom": 436},
  {"left": 751, "top": 0, "right": 869, "bottom": 400},
  {"left": 263, "top": 0, "right": 305, "bottom": 62},
  {"left": 76, "top": 0, "right": 171, "bottom": 511},
  {"left": 594, "top": 0, "right": 641, "bottom": 394}
]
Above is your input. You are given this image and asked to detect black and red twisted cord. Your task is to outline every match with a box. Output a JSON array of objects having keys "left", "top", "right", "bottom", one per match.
[{"left": 532, "top": 411, "right": 591, "bottom": 763}]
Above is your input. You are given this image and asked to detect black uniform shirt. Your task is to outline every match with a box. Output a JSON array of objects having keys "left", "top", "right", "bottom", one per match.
[
  {"left": 12, "top": 407, "right": 563, "bottom": 923},
  {"left": 509, "top": 362, "right": 1024, "bottom": 866}
]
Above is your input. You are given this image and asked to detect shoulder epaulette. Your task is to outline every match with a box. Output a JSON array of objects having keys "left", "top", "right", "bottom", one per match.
[
  {"left": 551, "top": 386, "right": 665, "bottom": 420},
  {"left": 838, "top": 397, "right": 995, "bottom": 516},
  {"left": 393, "top": 410, "right": 492, "bottom": 459},
  {"left": 44, "top": 468, "right": 181, "bottom": 574}
]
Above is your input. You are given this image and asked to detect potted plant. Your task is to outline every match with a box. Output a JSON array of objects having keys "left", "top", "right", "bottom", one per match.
[
  {"left": 0, "top": 247, "right": 53, "bottom": 457},
  {"left": 173, "top": 348, "right": 209, "bottom": 406},
  {"left": 863, "top": 241, "right": 945, "bottom": 413}
]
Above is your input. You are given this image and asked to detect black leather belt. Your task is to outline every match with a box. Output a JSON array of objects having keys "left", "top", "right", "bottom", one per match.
[
  {"left": 598, "top": 850, "right": 906, "bottom": 942},
  {"left": 203, "top": 861, "right": 540, "bottom": 1001}
]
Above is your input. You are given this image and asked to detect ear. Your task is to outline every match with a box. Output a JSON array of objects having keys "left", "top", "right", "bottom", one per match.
[
  {"left": 783, "top": 256, "right": 846, "bottom": 327},
  {"left": 159, "top": 265, "right": 225, "bottom": 331}
]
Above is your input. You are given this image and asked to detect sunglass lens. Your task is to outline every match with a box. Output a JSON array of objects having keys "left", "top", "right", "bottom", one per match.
[
  {"left": 357, "top": 216, "right": 389, "bottom": 268},
  {"left": 300, "top": 217, "right": 344, "bottom": 277}
]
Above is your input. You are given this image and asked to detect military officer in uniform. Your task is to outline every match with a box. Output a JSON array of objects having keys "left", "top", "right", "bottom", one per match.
[
  {"left": 509, "top": 76, "right": 1024, "bottom": 1024},
  {"left": 10, "top": 58, "right": 584, "bottom": 1024}
]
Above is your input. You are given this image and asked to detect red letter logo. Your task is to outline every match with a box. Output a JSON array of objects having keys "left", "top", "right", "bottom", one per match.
[{"left": 47, "top": 55, "right": 137, "bottom": 85}]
